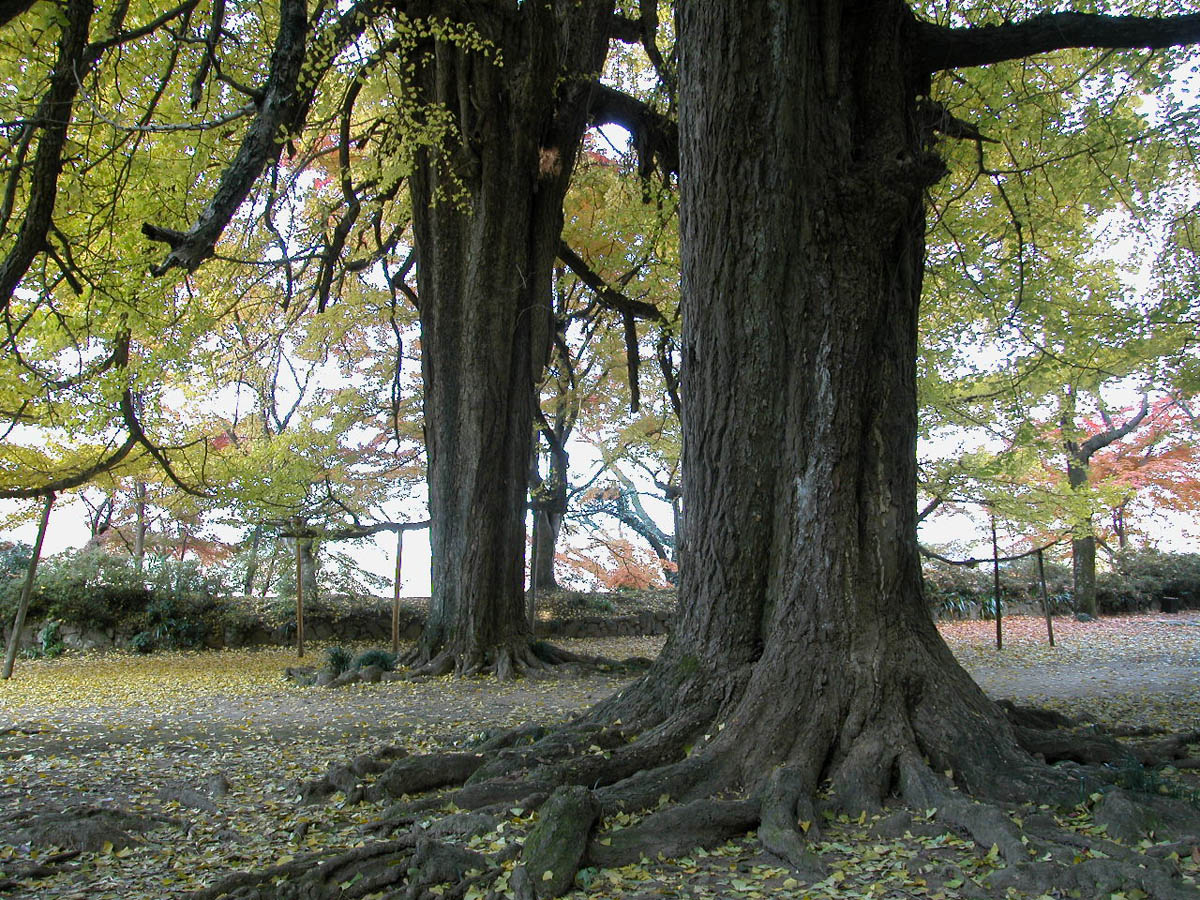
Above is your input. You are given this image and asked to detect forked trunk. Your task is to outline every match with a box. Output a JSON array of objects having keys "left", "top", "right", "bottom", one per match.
[{"left": 411, "top": 3, "right": 614, "bottom": 673}]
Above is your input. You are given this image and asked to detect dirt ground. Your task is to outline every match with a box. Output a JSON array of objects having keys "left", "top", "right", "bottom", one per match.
[{"left": 1, "top": 614, "right": 1198, "bottom": 899}]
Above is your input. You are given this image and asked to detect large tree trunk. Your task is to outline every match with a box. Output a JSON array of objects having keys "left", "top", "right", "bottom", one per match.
[
  {"left": 1072, "top": 535, "right": 1098, "bottom": 615},
  {"left": 603, "top": 0, "right": 1043, "bottom": 817},
  {"left": 298, "top": 536, "right": 319, "bottom": 608},
  {"left": 411, "top": 3, "right": 614, "bottom": 676},
  {"left": 242, "top": 524, "right": 262, "bottom": 597},
  {"left": 530, "top": 428, "right": 569, "bottom": 593},
  {"left": 1062, "top": 394, "right": 1148, "bottom": 617}
]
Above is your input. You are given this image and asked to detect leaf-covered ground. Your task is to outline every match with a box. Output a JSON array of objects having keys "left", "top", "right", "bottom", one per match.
[{"left": 0, "top": 615, "right": 1198, "bottom": 899}]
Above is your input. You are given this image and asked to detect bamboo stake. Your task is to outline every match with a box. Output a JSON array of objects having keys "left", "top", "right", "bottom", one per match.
[{"left": 392, "top": 529, "right": 404, "bottom": 653}]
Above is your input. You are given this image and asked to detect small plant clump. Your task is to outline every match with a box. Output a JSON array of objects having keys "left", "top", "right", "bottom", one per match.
[
  {"left": 325, "top": 646, "right": 353, "bottom": 676},
  {"left": 21, "top": 619, "right": 64, "bottom": 659}
]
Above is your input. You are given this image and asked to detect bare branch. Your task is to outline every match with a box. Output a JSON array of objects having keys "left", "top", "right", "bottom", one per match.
[
  {"left": 189, "top": 0, "right": 226, "bottom": 108},
  {"left": 918, "top": 536, "right": 1066, "bottom": 567},
  {"left": 1077, "top": 395, "right": 1150, "bottom": 460},
  {"left": 558, "top": 241, "right": 663, "bottom": 322}
]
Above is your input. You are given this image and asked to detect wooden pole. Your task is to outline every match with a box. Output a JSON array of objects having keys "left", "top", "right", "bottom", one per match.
[
  {"left": 392, "top": 529, "right": 404, "bottom": 653},
  {"left": 3, "top": 493, "right": 55, "bottom": 680},
  {"left": 1037, "top": 548, "right": 1056, "bottom": 647},
  {"left": 991, "top": 512, "right": 1002, "bottom": 651},
  {"left": 527, "top": 513, "right": 538, "bottom": 630},
  {"left": 295, "top": 534, "right": 305, "bottom": 658},
  {"left": 133, "top": 480, "right": 146, "bottom": 572}
]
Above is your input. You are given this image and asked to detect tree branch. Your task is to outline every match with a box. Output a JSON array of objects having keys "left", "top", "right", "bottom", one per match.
[
  {"left": 586, "top": 83, "right": 678, "bottom": 178},
  {"left": 1077, "top": 395, "right": 1150, "bottom": 461},
  {"left": 282, "top": 520, "right": 430, "bottom": 540},
  {"left": 914, "top": 11, "right": 1200, "bottom": 73},
  {"left": 917, "top": 495, "right": 944, "bottom": 524},
  {"left": 918, "top": 537, "right": 1065, "bottom": 567},
  {"left": 0, "top": 0, "right": 92, "bottom": 316},
  {"left": 0, "top": 0, "right": 37, "bottom": 29},
  {"left": 143, "top": 0, "right": 309, "bottom": 275},
  {"left": 558, "top": 241, "right": 663, "bottom": 322},
  {"left": 0, "top": 432, "right": 138, "bottom": 500}
]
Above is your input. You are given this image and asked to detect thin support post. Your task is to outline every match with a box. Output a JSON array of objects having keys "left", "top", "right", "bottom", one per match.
[
  {"left": 527, "top": 513, "right": 538, "bottom": 631},
  {"left": 3, "top": 493, "right": 55, "bottom": 680},
  {"left": 991, "top": 512, "right": 1002, "bottom": 651},
  {"left": 392, "top": 530, "right": 404, "bottom": 654},
  {"left": 1037, "top": 548, "right": 1056, "bottom": 647},
  {"left": 295, "top": 536, "right": 305, "bottom": 658}
]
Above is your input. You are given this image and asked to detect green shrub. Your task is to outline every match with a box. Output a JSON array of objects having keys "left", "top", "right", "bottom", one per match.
[
  {"left": 923, "top": 548, "right": 1200, "bottom": 618},
  {"left": 351, "top": 649, "right": 396, "bottom": 672},
  {"left": 1104, "top": 549, "right": 1200, "bottom": 613},
  {"left": 922, "top": 553, "right": 1073, "bottom": 619}
]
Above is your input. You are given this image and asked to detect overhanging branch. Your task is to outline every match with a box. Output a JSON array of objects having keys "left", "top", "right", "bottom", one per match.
[
  {"left": 587, "top": 83, "right": 678, "bottom": 178},
  {"left": 0, "top": 432, "right": 138, "bottom": 499},
  {"left": 0, "top": 0, "right": 92, "bottom": 316},
  {"left": 142, "top": 0, "right": 309, "bottom": 275},
  {"left": 914, "top": 11, "right": 1200, "bottom": 73}
]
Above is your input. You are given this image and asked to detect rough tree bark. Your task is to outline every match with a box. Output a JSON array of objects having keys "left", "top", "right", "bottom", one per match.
[
  {"left": 411, "top": 1, "right": 617, "bottom": 676},
  {"left": 531, "top": 508, "right": 562, "bottom": 593}
]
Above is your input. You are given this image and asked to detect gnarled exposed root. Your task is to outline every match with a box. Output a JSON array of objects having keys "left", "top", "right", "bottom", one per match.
[
  {"left": 898, "top": 753, "right": 1029, "bottom": 863},
  {"left": 209, "top": 656, "right": 1200, "bottom": 900},
  {"left": 756, "top": 765, "right": 824, "bottom": 873},
  {"left": 585, "top": 797, "right": 760, "bottom": 868},
  {"left": 192, "top": 839, "right": 417, "bottom": 900}
]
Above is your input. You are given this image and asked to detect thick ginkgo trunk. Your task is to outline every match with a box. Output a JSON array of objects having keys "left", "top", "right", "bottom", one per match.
[
  {"left": 411, "top": 3, "right": 614, "bottom": 675},
  {"left": 611, "top": 0, "right": 1042, "bottom": 814}
]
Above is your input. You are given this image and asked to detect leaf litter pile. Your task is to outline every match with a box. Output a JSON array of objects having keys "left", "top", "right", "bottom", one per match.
[{"left": 0, "top": 617, "right": 1198, "bottom": 899}]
